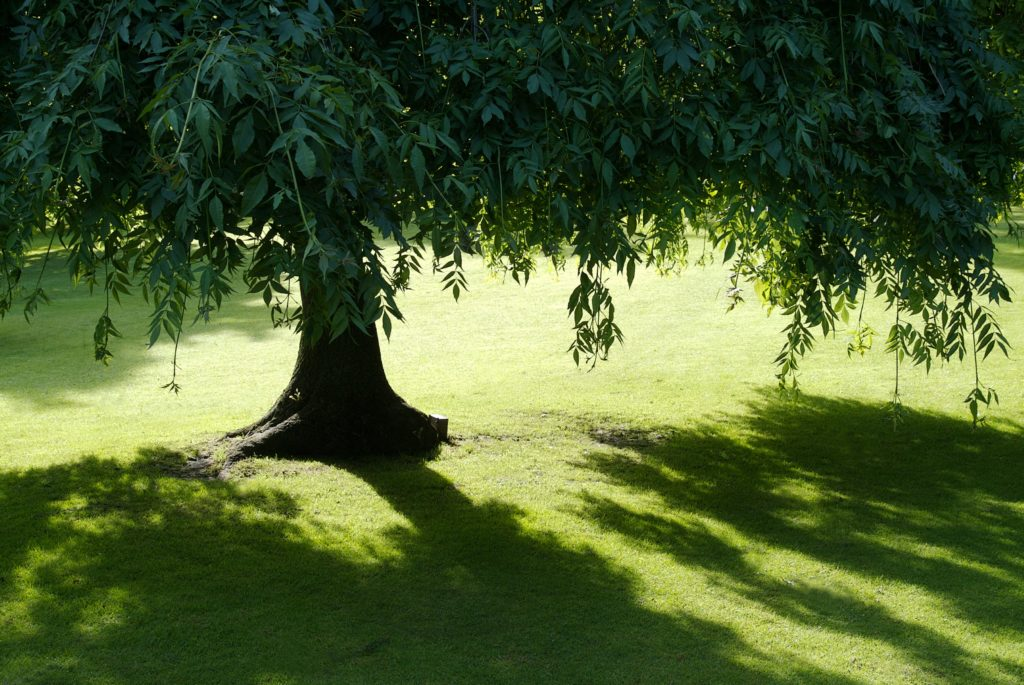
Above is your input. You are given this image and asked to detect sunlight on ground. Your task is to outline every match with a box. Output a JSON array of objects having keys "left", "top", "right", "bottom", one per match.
[{"left": 1, "top": 230, "right": 1022, "bottom": 683}]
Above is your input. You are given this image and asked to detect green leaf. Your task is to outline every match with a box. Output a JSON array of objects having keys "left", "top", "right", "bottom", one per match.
[
  {"left": 93, "top": 117, "right": 123, "bottom": 133},
  {"left": 294, "top": 138, "right": 316, "bottom": 178},
  {"left": 232, "top": 113, "right": 255, "bottom": 157},
  {"left": 219, "top": 63, "right": 239, "bottom": 101},
  {"left": 481, "top": 103, "right": 504, "bottom": 124},
  {"left": 351, "top": 144, "right": 364, "bottom": 178},
  {"left": 697, "top": 127, "right": 713, "bottom": 158},
  {"left": 601, "top": 159, "right": 613, "bottom": 188},
  {"left": 241, "top": 174, "right": 268, "bottom": 216},
  {"left": 209, "top": 196, "right": 224, "bottom": 231},
  {"left": 410, "top": 145, "right": 426, "bottom": 190},
  {"left": 620, "top": 134, "right": 636, "bottom": 162},
  {"left": 723, "top": 238, "right": 736, "bottom": 262},
  {"left": 194, "top": 103, "right": 211, "bottom": 150}
]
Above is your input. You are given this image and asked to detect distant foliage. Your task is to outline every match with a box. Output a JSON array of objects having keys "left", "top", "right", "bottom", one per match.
[{"left": 1, "top": 1, "right": 1022, "bottom": 420}]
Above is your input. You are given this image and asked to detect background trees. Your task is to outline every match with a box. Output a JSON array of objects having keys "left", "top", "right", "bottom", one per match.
[{"left": 2, "top": 0, "right": 1022, "bottom": 457}]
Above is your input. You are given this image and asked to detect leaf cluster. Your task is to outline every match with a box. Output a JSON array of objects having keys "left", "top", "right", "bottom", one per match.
[{"left": 1, "top": 0, "right": 1021, "bottom": 414}]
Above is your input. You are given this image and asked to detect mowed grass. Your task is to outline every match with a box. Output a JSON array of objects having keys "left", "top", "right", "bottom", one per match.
[{"left": 1, "top": 221, "right": 1023, "bottom": 683}]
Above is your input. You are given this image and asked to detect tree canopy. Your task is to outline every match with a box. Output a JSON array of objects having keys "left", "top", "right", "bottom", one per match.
[{"left": 2, "top": 0, "right": 1022, "bottom": 427}]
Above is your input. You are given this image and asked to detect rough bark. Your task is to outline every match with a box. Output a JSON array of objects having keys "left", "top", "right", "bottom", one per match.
[{"left": 213, "top": 302, "right": 442, "bottom": 464}]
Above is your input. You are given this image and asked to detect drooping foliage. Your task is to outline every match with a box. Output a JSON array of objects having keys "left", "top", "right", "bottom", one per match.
[
  {"left": 1, "top": 0, "right": 1022, "bottom": 418},
  {"left": 975, "top": 0, "right": 1024, "bottom": 211}
]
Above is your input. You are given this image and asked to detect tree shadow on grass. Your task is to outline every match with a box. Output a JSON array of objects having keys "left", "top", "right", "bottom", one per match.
[
  {"left": 0, "top": 448, "right": 856, "bottom": 684},
  {"left": 570, "top": 390, "right": 1024, "bottom": 683}
]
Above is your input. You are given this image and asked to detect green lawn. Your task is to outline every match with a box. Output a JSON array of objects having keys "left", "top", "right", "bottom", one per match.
[{"left": 1, "top": 225, "right": 1022, "bottom": 683}]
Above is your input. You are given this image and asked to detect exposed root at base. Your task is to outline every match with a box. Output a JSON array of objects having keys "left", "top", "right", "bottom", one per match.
[{"left": 192, "top": 406, "right": 444, "bottom": 479}]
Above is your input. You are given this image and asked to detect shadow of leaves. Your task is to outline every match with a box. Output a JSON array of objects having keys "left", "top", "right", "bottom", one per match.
[{"left": 568, "top": 391, "right": 1024, "bottom": 682}]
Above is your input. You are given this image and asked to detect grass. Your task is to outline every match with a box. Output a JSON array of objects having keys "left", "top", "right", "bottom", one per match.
[{"left": 1, "top": 224, "right": 1023, "bottom": 683}]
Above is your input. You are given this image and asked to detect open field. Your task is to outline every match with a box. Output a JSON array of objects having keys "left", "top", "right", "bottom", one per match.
[{"left": 1, "top": 224, "right": 1022, "bottom": 683}]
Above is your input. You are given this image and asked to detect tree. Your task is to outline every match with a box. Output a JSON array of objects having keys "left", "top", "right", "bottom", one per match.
[
  {"left": 2, "top": 0, "right": 1022, "bottom": 460},
  {"left": 976, "top": 0, "right": 1024, "bottom": 210}
]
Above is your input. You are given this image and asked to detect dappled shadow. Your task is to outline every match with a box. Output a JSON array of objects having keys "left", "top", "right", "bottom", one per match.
[
  {"left": 0, "top": 447, "right": 858, "bottom": 683},
  {"left": 571, "top": 391, "right": 1024, "bottom": 683},
  {"left": 3, "top": 384, "right": 1022, "bottom": 681}
]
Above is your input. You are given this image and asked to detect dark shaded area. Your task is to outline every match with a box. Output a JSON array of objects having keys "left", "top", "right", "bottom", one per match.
[
  {"left": 573, "top": 391, "right": 1024, "bottom": 682},
  {"left": 1, "top": 394, "right": 1022, "bottom": 682},
  {"left": 0, "top": 447, "right": 853, "bottom": 684}
]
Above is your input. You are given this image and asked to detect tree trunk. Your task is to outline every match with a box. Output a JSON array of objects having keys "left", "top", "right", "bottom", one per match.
[{"left": 215, "top": 299, "right": 442, "bottom": 463}]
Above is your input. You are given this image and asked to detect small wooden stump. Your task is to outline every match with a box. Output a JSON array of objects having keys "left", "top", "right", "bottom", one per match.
[{"left": 429, "top": 414, "right": 449, "bottom": 441}]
